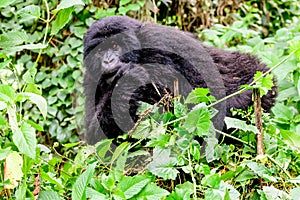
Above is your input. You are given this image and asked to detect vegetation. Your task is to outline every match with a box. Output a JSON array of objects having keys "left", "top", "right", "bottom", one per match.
[{"left": 0, "top": 0, "right": 300, "bottom": 199}]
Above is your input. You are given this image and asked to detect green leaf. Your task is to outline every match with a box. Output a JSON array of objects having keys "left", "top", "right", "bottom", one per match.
[
  {"left": 101, "top": 173, "right": 115, "bottom": 191},
  {"left": 56, "top": 0, "right": 84, "bottom": 10},
  {"left": 95, "top": 139, "right": 113, "bottom": 160},
  {"left": 183, "top": 103, "right": 211, "bottom": 136},
  {"left": 0, "top": 149, "right": 11, "bottom": 161},
  {"left": 166, "top": 182, "right": 193, "bottom": 200},
  {"left": 262, "top": 186, "right": 290, "bottom": 199},
  {"left": 17, "top": 92, "right": 47, "bottom": 119},
  {"left": 135, "top": 182, "right": 169, "bottom": 200},
  {"left": 290, "top": 187, "right": 300, "bottom": 200},
  {"left": 116, "top": 175, "right": 150, "bottom": 199},
  {"left": 202, "top": 174, "right": 221, "bottom": 188},
  {"left": 12, "top": 122, "right": 37, "bottom": 159},
  {"left": 185, "top": 88, "right": 216, "bottom": 104},
  {"left": 280, "top": 130, "right": 300, "bottom": 151},
  {"left": 235, "top": 170, "right": 256, "bottom": 182},
  {"left": 7, "top": 105, "right": 36, "bottom": 159},
  {"left": 0, "top": 31, "right": 29, "bottom": 48},
  {"left": 4, "top": 151, "right": 23, "bottom": 189},
  {"left": 120, "top": 0, "right": 132, "bottom": 6},
  {"left": 110, "top": 142, "right": 130, "bottom": 164},
  {"left": 147, "top": 147, "right": 179, "bottom": 180},
  {"left": 8, "top": 43, "right": 47, "bottom": 52},
  {"left": 72, "top": 162, "right": 97, "bottom": 200},
  {"left": 126, "top": 3, "right": 140, "bottom": 11},
  {"left": 0, "top": 0, "right": 18, "bottom": 7},
  {"left": 86, "top": 188, "right": 107, "bottom": 200},
  {"left": 17, "top": 5, "right": 40, "bottom": 22},
  {"left": 252, "top": 71, "right": 274, "bottom": 96},
  {"left": 38, "top": 191, "right": 61, "bottom": 200},
  {"left": 271, "top": 103, "right": 294, "bottom": 123},
  {"left": 0, "top": 84, "right": 15, "bottom": 103},
  {"left": 51, "top": 7, "right": 74, "bottom": 35},
  {"left": 40, "top": 170, "right": 63, "bottom": 190},
  {"left": 0, "top": 59, "right": 11, "bottom": 69},
  {"left": 224, "top": 117, "right": 259, "bottom": 134},
  {"left": 247, "top": 162, "right": 277, "bottom": 182},
  {"left": 15, "top": 183, "right": 27, "bottom": 200}
]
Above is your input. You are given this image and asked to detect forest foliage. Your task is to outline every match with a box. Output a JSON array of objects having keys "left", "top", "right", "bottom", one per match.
[{"left": 0, "top": 0, "right": 300, "bottom": 199}]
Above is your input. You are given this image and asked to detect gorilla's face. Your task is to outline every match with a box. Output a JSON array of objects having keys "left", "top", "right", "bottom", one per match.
[
  {"left": 101, "top": 45, "right": 121, "bottom": 70},
  {"left": 100, "top": 44, "right": 123, "bottom": 74}
]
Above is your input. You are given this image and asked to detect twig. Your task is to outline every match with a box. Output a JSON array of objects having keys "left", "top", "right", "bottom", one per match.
[{"left": 128, "top": 93, "right": 172, "bottom": 137}]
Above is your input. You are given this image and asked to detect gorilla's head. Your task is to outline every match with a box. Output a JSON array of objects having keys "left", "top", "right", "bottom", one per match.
[{"left": 84, "top": 16, "right": 142, "bottom": 59}]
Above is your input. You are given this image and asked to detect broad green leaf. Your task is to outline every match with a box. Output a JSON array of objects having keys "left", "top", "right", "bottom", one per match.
[
  {"left": 51, "top": 7, "right": 74, "bottom": 35},
  {"left": 0, "top": 0, "right": 18, "bottom": 7},
  {"left": 0, "top": 149, "right": 11, "bottom": 161},
  {"left": 271, "top": 103, "right": 294, "bottom": 123},
  {"left": 25, "top": 83, "right": 42, "bottom": 95},
  {"left": 125, "top": 3, "right": 140, "bottom": 11},
  {"left": 86, "top": 188, "right": 106, "bottom": 200},
  {"left": 95, "top": 139, "right": 113, "bottom": 160},
  {"left": 120, "top": 0, "right": 132, "bottom": 6},
  {"left": 132, "top": 120, "right": 152, "bottom": 139},
  {"left": 290, "top": 187, "right": 300, "bottom": 200},
  {"left": 8, "top": 43, "right": 47, "bottom": 52},
  {"left": 0, "top": 101, "right": 7, "bottom": 110},
  {"left": 247, "top": 162, "right": 277, "bottom": 182},
  {"left": 72, "top": 162, "right": 97, "bottom": 200},
  {"left": 252, "top": 71, "right": 274, "bottom": 96},
  {"left": 147, "top": 148, "right": 179, "bottom": 180},
  {"left": 17, "top": 5, "right": 40, "bottom": 22},
  {"left": 0, "top": 31, "right": 28, "bottom": 48},
  {"left": 165, "top": 182, "right": 193, "bottom": 200},
  {"left": 56, "top": 0, "right": 84, "bottom": 10},
  {"left": 273, "top": 59, "right": 298, "bottom": 82},
  {"left": 185, "top": 88, "right": 215, "bottom": 104},
  {"left": 40, "top": 171, "right": 63, "bottom": 190},
  {"left": 12, "top": 122, "right": 37, "bottom": 159},
  {"left": 0, "top": 84, "right": 15, "bottom": 103},
  {"left": 202, "top": 174, "right": 221, "bottom": 188},
  {"left": 183, "top": 103, "right": 211, "bottom": 136},
  {"left": 101, "top": 173, "right": 116, "bottom": 191},
  {"left": 38, "top": 191, "right": 61, "bottom": 200},
  {"left": 224, "top": 117, "right": 259, "bottom": 134},
  {"left": 235, "top": 170, "right": 256, "bottom": 182},
  {"left": 116, "top": 175, "right": 150, "bottom": 199},
  {"left": 0, "top": 59, "right": 11, "bottom": 69},
  {"left": 290, "top": 40, "right": 300, "bottom": 59},
  {"left": 110, "top": 142, "right": 130, "bottom": 164},
  {"left": 4, "top": 151, "right": 23, "bottom": 189},
  {"left": 15, "top": 183, "right": 27, "bottom": 200},
  {"left": 280, "top": 130, "right": 300, "bottom": 151},
  {"left": 17, "top": 92, "right": 47, "bottom": 119},
  {"left": 262, "top": 186, "right": 290, "bottom": 199},
  {"left": 7, "top": 106, "right": 36, "bottom": 159},
  {"left": 135, "top": 182, "right": 169, "bottom": 200}
]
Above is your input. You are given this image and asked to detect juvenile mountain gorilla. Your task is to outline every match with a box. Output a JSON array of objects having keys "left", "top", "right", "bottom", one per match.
[{"left": 83, "top": 16, "right": 277, "bottom": 145}]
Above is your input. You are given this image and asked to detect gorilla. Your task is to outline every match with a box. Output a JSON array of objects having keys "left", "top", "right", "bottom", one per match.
[{"left": 83, "top": 16, "right": 277, "bottom": 145}]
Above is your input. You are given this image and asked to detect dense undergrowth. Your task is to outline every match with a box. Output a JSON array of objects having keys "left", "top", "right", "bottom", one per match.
[{"left": 0, "top": 0, "right": 300, "bottom": 199}]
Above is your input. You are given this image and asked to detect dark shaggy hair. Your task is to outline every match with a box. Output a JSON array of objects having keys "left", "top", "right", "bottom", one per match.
[{"left": 83, "top": 16, "right": 277, "bottom": 144}]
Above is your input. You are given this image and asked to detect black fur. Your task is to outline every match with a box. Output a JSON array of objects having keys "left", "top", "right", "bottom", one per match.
[{"left": 83, "top": 16, "right": 277, "bottom": 144}]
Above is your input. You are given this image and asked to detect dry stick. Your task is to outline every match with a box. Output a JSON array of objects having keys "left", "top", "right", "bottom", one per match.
[
  {"left": 253, "top": 88, "right": 264, "bottom": 155},
  {"left": 128, "top": 93, "right": 171, "bottom": 137}
]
